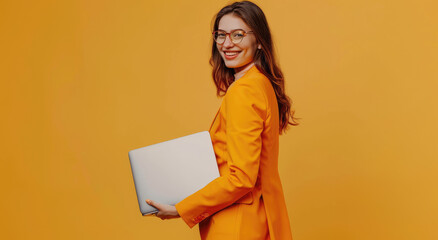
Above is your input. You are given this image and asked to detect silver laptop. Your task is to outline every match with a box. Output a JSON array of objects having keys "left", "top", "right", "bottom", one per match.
[{"left": 128, "top": 131, "right": 220, "bottom": 216}]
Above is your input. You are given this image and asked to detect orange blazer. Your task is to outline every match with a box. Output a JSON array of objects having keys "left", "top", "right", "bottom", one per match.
[{"left": 175, "top": 65, "right": 293, "bottom": 240}]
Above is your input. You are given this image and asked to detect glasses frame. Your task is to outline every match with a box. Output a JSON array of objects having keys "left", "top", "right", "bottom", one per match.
[{"left": 212, "top": 29, "right": 254, "bottom": 44}]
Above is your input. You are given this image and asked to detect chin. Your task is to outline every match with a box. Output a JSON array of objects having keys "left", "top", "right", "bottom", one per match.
[
  {"left": 222, "top": 59, "right": 244, "bottom": 69},
  {"left": 224, "top": 63, "right": 238, "bottom": 69}
]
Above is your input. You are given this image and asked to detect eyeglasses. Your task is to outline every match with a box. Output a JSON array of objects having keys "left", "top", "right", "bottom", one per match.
[{"left": 212, "top": 29, "right": 254, "bottom": 44}]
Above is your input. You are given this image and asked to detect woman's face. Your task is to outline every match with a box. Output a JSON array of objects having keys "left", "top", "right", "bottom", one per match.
[{"left": 216, "top": 14, "right": 259, "bottom": 73}]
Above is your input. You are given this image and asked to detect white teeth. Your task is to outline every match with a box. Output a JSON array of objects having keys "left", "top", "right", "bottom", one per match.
[{"left": 225, "top": 52, "right": 239, "bottom": 56}]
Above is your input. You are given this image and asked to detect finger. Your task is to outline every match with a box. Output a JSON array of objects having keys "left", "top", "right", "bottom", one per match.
[
  {"left": 159, "top": 214, "right": 175, "bottom": 220},
  {"left": 146, "top": 200, "right": 159, "bottom": 218},
  {"left": 155, "top": 212, "right": 164, "bottom": 220},
  {"left": 159, "top": 215, "right": 169, "bottom": 220},
  {"left": 146, "top": 199, "right": 161, "bottom": 210}
]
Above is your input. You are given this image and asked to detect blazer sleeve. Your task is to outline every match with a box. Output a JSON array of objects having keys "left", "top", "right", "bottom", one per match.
[{"left": 175, "top": 81, "right": 267, "bottom": 228}]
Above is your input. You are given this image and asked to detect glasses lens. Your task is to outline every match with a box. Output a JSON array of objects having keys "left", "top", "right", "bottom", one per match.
[
  {"left": 231, "top": 30, "right": 245, "bottom": 43},
  {"left": 214, "top": 31, "right": 226, "bottom": 43}
]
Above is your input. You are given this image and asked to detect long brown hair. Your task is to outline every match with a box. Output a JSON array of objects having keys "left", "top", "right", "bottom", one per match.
[{"left": 210, "top": 1, "right": 299, "bottom": 134}]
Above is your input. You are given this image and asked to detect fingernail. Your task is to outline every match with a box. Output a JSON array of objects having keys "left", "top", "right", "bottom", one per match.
[{"left": 146, "top": 199, "right": 151, "bottom": 204}]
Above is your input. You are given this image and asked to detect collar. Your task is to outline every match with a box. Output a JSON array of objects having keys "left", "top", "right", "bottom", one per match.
[{"left": 234, "top": 64, "right": 259, "bottom": 82}]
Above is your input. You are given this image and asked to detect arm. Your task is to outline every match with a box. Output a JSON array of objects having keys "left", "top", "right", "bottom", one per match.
[{"left": 175, "top": 81, "right": 267, "bottom": 228}]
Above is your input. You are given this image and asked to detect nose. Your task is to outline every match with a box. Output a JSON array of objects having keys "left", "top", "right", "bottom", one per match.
[{"left": 223, "top": 34, "right": 234, "bottom": 48}]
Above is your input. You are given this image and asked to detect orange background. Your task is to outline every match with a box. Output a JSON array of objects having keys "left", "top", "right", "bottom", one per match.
[{"left": 1, "top": 0, "right": 437, "bottom": 239}]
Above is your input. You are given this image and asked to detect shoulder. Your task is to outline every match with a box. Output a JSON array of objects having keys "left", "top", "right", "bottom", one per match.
[
  {"left": 226, "top": 66, "right": 270, "bottom": 103},
  {"left": 224, "top": 68, "right": 269, "bottom": 120},
  {"left": 236, "top": 67, "right": 270, "bottom": 89}
]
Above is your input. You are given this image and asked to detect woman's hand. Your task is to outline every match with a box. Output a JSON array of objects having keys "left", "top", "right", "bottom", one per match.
[{"left": 146, "top": 199, "right": 180, "bottom": 220}]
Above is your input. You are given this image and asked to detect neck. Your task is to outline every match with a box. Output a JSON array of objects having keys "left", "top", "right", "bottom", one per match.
[{"left": 234, "top": 62, "right": 255, "bottom": 81}]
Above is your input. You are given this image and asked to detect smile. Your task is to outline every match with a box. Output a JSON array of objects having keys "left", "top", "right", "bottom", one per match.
[{"left": 224, "top": 51, "right": 241, "bottom": 59}]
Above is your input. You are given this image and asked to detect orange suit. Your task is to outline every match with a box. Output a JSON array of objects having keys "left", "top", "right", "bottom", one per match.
[{"left": 175, "top": 65, "right": 293, "bottom": 240}]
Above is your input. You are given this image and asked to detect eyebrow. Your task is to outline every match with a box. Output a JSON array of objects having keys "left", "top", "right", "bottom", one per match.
[{"left": 217, "top": 28, "right": 246, "bottom": 32}]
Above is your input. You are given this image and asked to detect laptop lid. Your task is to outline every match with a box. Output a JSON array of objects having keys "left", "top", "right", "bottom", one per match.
[{"left": 128, "top": 131, "right": 220, "bottom": 215}]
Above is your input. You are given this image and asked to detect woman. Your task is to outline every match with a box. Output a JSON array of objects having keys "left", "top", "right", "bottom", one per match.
[{"left": 146, "top": 1, "right": 299, "bottom": 239}]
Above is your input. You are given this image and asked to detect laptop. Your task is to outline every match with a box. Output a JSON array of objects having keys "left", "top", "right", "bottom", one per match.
[{"left": 128, "top": 131, "right": 220, "bottom": 216}]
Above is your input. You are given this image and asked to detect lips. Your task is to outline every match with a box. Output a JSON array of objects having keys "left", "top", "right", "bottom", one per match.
[{"left": 223, "top": 51, "right": 241, "bottom": 60}]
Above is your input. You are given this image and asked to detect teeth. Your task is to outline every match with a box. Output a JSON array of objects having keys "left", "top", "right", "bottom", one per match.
[{"left": 225, "top": 52, "right": 239, "bottom": 56}]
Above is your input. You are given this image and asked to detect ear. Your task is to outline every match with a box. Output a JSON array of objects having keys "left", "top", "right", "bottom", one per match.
[{"left": 257, "top": 44, "right": 261, "bottom": 49}]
